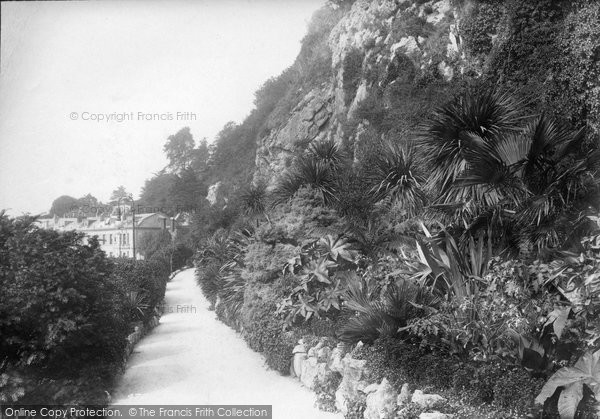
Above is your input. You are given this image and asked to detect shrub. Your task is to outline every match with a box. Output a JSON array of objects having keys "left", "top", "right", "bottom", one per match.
[
  {"left": 195, "top": 263, "right": 220, "bottom": 308},
  {"left": 336, "top": 273, "right": 438, "bottom": 345},
  {"left": 342, "top": 48, "right": 364, "bottom": 106},
  {"left": 241, "top": 282, "right": 294, "bottom": 374},
  {"left": 493, "top": 368, "right": 543, "bottom": 414},
  {"left": 460, "top": 2, "right": 504, "bottom": 56},
  {"left": 111, "top": 258, "right": 169, "bottom": 324},
  {"left": 0, "top": 214, "right": 129, "bottom": 404}
]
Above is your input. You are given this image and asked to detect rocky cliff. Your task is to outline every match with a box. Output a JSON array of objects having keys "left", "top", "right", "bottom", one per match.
[
  {"left": 254, "top": 0, "right": 470, "bottom": 185},
  {"left": 249, "top": 0, "right": 599, "bottom": 190},
  {"left": 203, "top": 0, "right": 599, "bottom": 201}
]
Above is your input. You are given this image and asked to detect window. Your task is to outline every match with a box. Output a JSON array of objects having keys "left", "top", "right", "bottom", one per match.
[
  {"left": 109, "top": 234, "right": 112, "bottom": 244},
  {"left": 102, "top": 234, "right": 105, "bottom": 243}
]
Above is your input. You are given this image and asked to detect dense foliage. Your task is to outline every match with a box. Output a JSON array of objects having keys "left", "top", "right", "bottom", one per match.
[
  {"left": 86, "top": 1, "right": 600, "bottom": 417},
  {"left": 0, "top": 213, "right": 170, "bottom": 405},
  {"left": 193, "top": 84, "right": 599, "bottom": 418}
]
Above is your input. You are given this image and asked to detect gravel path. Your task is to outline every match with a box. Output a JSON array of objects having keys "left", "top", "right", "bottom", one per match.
[{"left": 112, "top": 268, "right": 339, "bottom": 419}]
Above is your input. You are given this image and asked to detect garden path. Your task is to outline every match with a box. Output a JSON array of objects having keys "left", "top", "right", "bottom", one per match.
[{"left": 112, "top": 268, "right": 339, "bottom": 419}]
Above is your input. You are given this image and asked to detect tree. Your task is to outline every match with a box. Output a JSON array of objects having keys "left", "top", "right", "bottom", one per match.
[
  {"left": 164, "top": 127, "right": 195, "bottom": 173},
  {"left": 136, "top": 229, "right": 172, "bottom": 260},
  {"left": 78, "top": 193, "right": 100, "bottom": 207},
  {"left": 191, "top": 137, "right": 210, "bottom": 174},
  {"left": 49, "top": 195, "right": 79, "bottom": 217},
  {"left": 138, "top": 171, "right": 177, "bottom": 214},
  {"left": 419, "top": 88, "right": 527, "bottom": 212},
  {"left": 169, "top": 168, "right": 207, "bottom": 213},
  {"left": 110, "top": 186, "right": 130, "bottom": 203}
]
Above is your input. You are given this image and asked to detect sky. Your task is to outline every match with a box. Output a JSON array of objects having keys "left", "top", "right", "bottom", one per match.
[{"left": 0, "top": 0, "right": 325, "bottom": 216}]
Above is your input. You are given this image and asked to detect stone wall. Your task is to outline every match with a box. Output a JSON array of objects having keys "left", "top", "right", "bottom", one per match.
[{"left": 290, "top": 339, "right": 452, "bottom": 419}]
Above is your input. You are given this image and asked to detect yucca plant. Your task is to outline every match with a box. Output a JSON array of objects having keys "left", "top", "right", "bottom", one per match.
[
  {"left": 238, "top": 182, "right": 270, "bottom": 226},
  {"left": 126, "top": 291, "right": 150, "bottom": 322},
  {"left": 366, "top": 140, "right": 426, "bottom": 216},
  {"left": 272, "top": 139, "right": 347, "bottom": 206},
  {"left": 308, "top": 138, "right": 347, "bottom": 171},
  {"left": 272, "top": 158, "right": 335, "bottom": 205},
  {"left": 216, "top": 262, "right": 246, "bottom": 329},
  {"left": 411, "top": 223, "right": 491, "bottom": 300}
]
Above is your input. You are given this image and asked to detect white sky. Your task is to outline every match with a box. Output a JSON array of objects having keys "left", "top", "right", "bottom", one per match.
[{"left": 0, "top": 0, "right": 324, "bottom": 215}]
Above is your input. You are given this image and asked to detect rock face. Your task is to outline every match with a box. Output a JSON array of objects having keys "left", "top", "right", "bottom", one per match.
[
  {"left": 292, "top": 338, "right": 337, "bottom": 391},
  {"left": 334, "top": 353, "right": 369, "bottom": 415},
  {"left": 254, "top": 0, "right": 473, "bottom": 187},
  {"left": 291, "top": 341, "right": 307, "bottom": 378},
  {"left": 419, "top": 412, "right": 453, "bottom": 419},
  {"left": 411, "top": 390, "right": 446, "bottom": 409},
  {"left": 364, "top": 378, "right": 398, "bottom": 419},
  {"left": 290, "top": 340, "right": 455, "bottom": 418},
  {"left": 254, "top": 87, "right": 334, "bottom": 185},
  {"left": 397, "top": 383, "right": 411, "bottom": 407}
]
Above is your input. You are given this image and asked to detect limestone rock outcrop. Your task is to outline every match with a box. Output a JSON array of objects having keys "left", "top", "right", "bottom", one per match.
[
  {"left": 364, "top": 378, "right": 398, "bottom": 419},
  {"left": 411, "top": 389, "right": 447, "bottom": 409}
]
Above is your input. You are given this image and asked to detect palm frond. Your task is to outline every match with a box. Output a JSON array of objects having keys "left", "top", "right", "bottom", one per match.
[{"left": 420, "top": 88, "right": 529, "bottom": 195}]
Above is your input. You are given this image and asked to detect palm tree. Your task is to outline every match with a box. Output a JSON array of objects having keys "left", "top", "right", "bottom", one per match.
[
  {"left": 421, "top": 88, "right": 600, "bottom": 252},
  {"left": 458, "top": 115, "right": 600, "bottom": 251},
  {"left": 419, "top": 89, "right": 528, "bottom": 224}
]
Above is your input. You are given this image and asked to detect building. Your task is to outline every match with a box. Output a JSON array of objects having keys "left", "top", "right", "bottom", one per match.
[{"left": 36, "top": 209, "right": 178, "bottom": 258}]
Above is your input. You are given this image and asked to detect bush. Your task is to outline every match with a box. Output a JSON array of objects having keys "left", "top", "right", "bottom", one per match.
[
  {"left": 493, "top": 367, "right": 543, "bottom": 413},
  {"left": 0, "top": 214, "right": 129, "bottom": 404},
  {"left": 461, "top": 1, "right": 503, "bottom": 56},
  {"left": 241, "top": 282, "right": 295, "bottom": 374},
  {"left": 358, "top": 336, "right": 545, "bottom": 417},
  {"left": 111, "top": 258, "right": 169, "bottom": 324},
  {"left": 342, "top": 48, "right": 364, "bottom": 106}
]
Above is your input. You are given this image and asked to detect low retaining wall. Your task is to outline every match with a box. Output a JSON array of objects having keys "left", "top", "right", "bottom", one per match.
[
  {"left": 123, "top": 302, "right": 164, "bottom": 361},
  {"left": 290, "top": 339, "right": 451, "bottom": 419}
]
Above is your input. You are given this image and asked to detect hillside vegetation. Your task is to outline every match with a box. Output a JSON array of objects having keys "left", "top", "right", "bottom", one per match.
[{"left": 65, "top": 0, "right": 600, "bottom": 417}]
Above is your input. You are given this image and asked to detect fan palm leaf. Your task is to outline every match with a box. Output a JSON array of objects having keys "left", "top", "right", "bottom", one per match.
[{"left": 420, "top": 89, "right": 528, "bottom": 195}]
